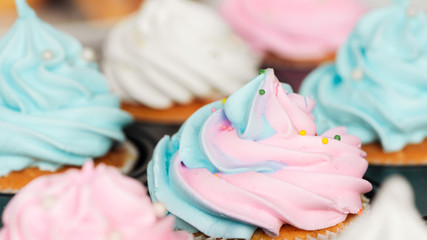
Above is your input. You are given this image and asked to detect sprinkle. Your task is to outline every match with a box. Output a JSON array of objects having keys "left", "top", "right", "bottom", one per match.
[
  {"left": 220, "top": 125, "right": 228, "bottom": 131},
  {"left": 42, "top": 50, "right": 54, "bottom": 60},
  {"left": 334, "top": 135, "right": 341, "bottom": 141},
  {"left": 82, "top": 47, "right": 97, "bottom": 62},
  {"left": 357, "top": 209, "right": 363, "bottom": 216},
  {"left": 259, "top": 69, "right": 265, "bottom": 74},
  {"left": 351, "top": 69, "right": 364, "bottom": 80},
  {"left": 407, "top": 6, "right": 419, "bottom": 17},
  {"left": 214, "top": 174, "right": 219, "bottom": 178},
  {"left": 211, "top": 107, "right": 216, "bottom": 112},
  {"left": 227, "top": 126, "right": 234, "bottom": 132},
  {"left": 222, "top": 98, "right": 227, "bottom": 105},
  {"left": 322, "top": 138, "right": 329, "bottom": 144},
  {"left": 153, "top": 202, "right": 168, "bottom": 217},
  {"left": 300, "top": 130, "right": 307, "bottom": 136},
  {"left": 259, "top": 89, "right": 266, "bottom": 95}
]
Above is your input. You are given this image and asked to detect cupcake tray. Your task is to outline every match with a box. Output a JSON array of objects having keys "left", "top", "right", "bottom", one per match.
[{"left": 364, "top": 165, "right": 427, "bottom": 218}]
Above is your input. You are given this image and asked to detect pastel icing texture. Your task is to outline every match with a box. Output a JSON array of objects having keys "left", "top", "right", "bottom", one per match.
[
  {"left": 148, "top": 69, "right": 372, "bottom": 239},
  {"left": 0, "top": 162, "right": 192, "bottom": 240},
  {"left": 300, "top": 0, "right": 427, "bottom": 152},
  {"left": 0, "top": 0, "right": 132, "bottom": 176},
  {"left": 104, "top": 0, "right": 260, "bottom": 109},
  {"left": 220, "top": 0, "right": 366, "bottom": 60}
]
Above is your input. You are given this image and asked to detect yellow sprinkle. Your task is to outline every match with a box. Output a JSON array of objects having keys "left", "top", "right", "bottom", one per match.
[
  {"left": 215, "top": 174, "right": 219, "bottom": 178},
  {"left": 322, "top": 138, "right": 329, "bottom": 144},
  {"left": 222, "top": 98, "right": 227, "bottom": 105},
  {"left": 299, "top": 130, "right": 306, "bottom": 136}
]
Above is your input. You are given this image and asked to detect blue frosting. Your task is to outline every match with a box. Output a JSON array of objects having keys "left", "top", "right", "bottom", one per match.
[
  {"left": 300, "top": 0, "right": 427, "bottom": 152},
  {"left": 148, "top": 70, "right": 306, "bottom": 239},
  {"left": 0, "top": 0, "right": 132, "bottom": 176},
  {"left": 147, "top": 136, "right": 256, "bottom": 239}
]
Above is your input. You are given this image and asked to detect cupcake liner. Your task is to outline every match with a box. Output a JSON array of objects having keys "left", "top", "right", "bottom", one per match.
[
  {"left": 193, "top": 196, "right": 370, "bottom": 240},
  {"left": 193, "top": 230, "right": 341, "bottom": 240}
]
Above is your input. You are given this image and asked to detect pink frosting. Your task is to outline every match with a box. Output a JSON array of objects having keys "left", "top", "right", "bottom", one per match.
[
  {"left": 160, "top": 70, "right": 372, "bottom": 237},
  {"left": 221, "top": 0, "right": 366, "bottom": 60},
  {"left": 0, "top": 162, "right": 191, "bottom": 240}
]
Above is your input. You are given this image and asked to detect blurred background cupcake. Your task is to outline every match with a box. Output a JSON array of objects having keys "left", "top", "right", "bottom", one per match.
[
  {"left": 220, "top": 0, "right": 367, "bottom": 91},
  {"left": 103, "top": 0, "right": 261, "bottom": 136},
  {"left": 0, "top": 161, "right": 193, "bottom": 239},
  {"left": 0, "top": 0, "right": 138, "bottom": 194},
  {"left": 300, "top": 0, "right": 427, "bottom": 215}
]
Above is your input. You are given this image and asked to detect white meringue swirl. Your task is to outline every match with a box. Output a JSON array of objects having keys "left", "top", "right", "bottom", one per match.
[{"left": 103, "top": 0, "right": 260, "bottom": 109}]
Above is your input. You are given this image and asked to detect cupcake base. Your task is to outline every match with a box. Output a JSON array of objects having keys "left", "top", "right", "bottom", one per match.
[
  {"left": 250, "top": 215, "right": 356, "bottom": 240},
  {"left": 194, "top": 215, "right": 355, "bottom": 240},
  {"left": 122, "top": 99, "right": 212, "bottom": 124},
  {"left": 0, "top": 141, "right": 138, "bottom": 193},
  {"left": 73, "top": 0, "right": 144, "bottom": 19},
  {"left": 362, "top": 138, "right": 427, "bottom": 165},
  {"left": 193, "top": 196, "right": 369, "bottom": 240}
]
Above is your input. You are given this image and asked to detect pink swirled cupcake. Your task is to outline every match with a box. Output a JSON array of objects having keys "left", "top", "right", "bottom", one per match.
[
  {"left": 148, "top": 69, "right": 372, "bottom": 240},
  {"left": 220, "top": 0, "right": 366, "bottom": 90},
  {"left": 0, "top": 162, "right": 192, "bottom": 240}
]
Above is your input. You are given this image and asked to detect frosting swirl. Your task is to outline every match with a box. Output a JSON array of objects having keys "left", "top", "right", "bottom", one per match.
[
  {"left": 0, "top": 0, "right": 132, "bottom": 176},
  {"left": 103, "top": 0, "right": 260, "bottom": 109},
  {"left": 300, "top": 0, "right": 427, "bottom": 152},
  {"left": 0, "top": 162, "right": 192, "bottom": 240},
  {"left": 148, "top": 69, "right": 372, "bottom": 239},
  {"left": 220, "top": 0, "right": 366, "bottom": 60}
]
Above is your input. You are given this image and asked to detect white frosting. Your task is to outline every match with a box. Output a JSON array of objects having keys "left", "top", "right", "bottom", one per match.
[
  {"left": 338, "top": 176, "right": 427, "bottom": 240},
  {"left": 103, "top": 0, "right": 260, "bottom": 109}
]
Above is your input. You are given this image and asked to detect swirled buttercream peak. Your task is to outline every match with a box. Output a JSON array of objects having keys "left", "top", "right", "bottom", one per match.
[{"left": 0, "top": 0, "right": 132, "bottom": 176}]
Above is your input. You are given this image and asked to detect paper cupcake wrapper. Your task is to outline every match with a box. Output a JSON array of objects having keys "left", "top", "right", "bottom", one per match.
[{"left": 194, "top": 229, "right": 342, "bottom": 240}]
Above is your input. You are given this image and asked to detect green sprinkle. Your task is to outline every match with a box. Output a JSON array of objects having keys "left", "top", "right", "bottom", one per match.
[
  {"left": 259, "top": 69, "right": 265, "bottom": 74},
  {"left": 259, "top": 89, "right": 266, "bottom": 95},
  {"left": 334, "top": 135, "right": 341, "bottom": 141}
]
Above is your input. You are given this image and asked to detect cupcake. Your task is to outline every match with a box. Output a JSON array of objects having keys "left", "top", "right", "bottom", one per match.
[
  {"left": 220, "top": 0, "right": 366, "bottom": 91},
  {"left": 148, "top": 69, "right": 372, "bottom": 240},
  {"left": 339, "top": 176, "right": 427, "bottom": 239},
  {"left": 300, "top": 0, "right": 427, "bottom": 165},
  {"left": 0, "top": 0, "right": 134, "bottom": 193},
  {"left": 103, "top": 0, "right": 261, "bottom": 125},
  {"left": 73, "top": 0, "right": 144, "bottom": 20},
  {"left": 0, "top": 161, "right": 193, "bottom": 240}
]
